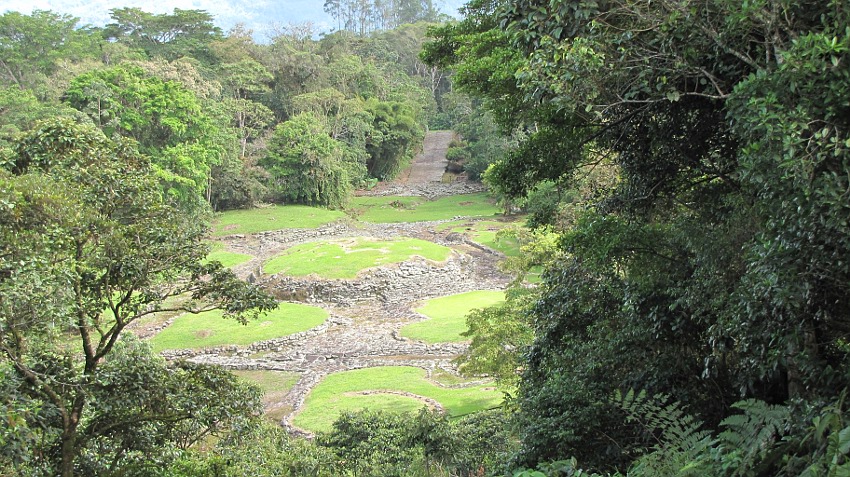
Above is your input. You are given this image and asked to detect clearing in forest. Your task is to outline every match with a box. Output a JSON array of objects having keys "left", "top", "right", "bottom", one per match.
[
  {"left": 263, "top": 237, "right": 453, "bottom": 279},
  {"left": 150, "top": 130, "right": 517, "bottom": 433},
  {"left": 149, "top": 302, "right": 328, "bottom": 352}
]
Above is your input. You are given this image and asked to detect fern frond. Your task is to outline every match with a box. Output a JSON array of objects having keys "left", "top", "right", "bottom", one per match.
[
  {"left": 613, "top": 389, "right": 716, "bottom": 476},
  {"left": 717, "top": 399, "right": 791, "bottom": 476}
]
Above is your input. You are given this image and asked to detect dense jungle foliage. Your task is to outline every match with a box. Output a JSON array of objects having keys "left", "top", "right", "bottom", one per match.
[
  {"left": 0, "top": 7, "right": 468, "bottom": 214},
  {"left": 3, "top": 0, "right": 849, "bottom": 475},
  {"left": 424, "top": 0, "right": 850, "bottom": 474},
  {"left": 0, "top": 6, "right": 502, "bottom": 476}
]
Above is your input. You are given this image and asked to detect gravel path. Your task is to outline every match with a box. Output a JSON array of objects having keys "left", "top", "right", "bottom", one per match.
[{"left": 398, "top": 130, "right": 453, "bottom": 184}]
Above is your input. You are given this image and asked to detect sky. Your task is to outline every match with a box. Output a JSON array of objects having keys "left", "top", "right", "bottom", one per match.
[{"left": 1, "top": 0, "right": 466, "bottom": 41}]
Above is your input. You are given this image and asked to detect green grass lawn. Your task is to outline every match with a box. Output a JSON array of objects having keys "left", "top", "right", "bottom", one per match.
[
  {"left": 436, "top": 219, "right": 524, "bottom": 256},
  {"left": 292, "top": 366, "right": 502, "bottom": 433},
  {"left": 264, "top": 237, "right": 452, "bottom": 279},
  {"left": 400, "top": 290, "right": 506, "bottom": 343},
  {"left": 232, "top": 370, "right": 301, "bottom": 423},
  {"left": 149, "top": 302, "right": 328, "bottom": 352},
  {"left": 212, "top": 205, "right": 347, "bottom": 236},
  {"left": 204, "top": 241, "right": 252, "bottom": 268},
  {"left": 434, "top": 220, "right": 544, "bottom": 282},
  {"left": 350, "top": 193, "right": 500, "bottom": 223}
]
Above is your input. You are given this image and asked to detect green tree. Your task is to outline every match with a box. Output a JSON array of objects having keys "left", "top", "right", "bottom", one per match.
[
  {"left": 73, "top": 338, "right": 262, "bottom": 475},
  {"left": 263, "top": 36, "right": 327, "bottom": 118},
  {"left": 170, "top": 420, "right": 341, "bottom": 476},
  {"left": 318, "top": 407, "right": 516, "bottom": 476},
  {"left": 319, "top": 410, "right": 422, "bottom": 475},
  {"left": 261, "top": 112, "right": 351, "bottom": 208},
  {"left": 364, "top": 98, "right": 423, "bottom": 179},
  {"left": 0, "top": 87, "right": 81, "bottom": 161},
  {"left": 458, "top": 228, "right": 561, "bottom": 388},
  {"left": 0, "top": 10, "right": 96, "bottom": 93},
  {"left": 0, "top": 119, "right": 275, "bottom": 477},
  {"left": 427, "top": 0, "right": 850, "bottom": 472},
  {"left": 103, "top": 8, "right": 222, "bottom": 62},
  {"left": 64, "top": 64, "right": 223, "bottom": 211}
]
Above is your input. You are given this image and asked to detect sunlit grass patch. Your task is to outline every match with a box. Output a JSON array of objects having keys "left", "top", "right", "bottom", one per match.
[
  {"left": 149, "top": 302, "right": 328, "bottom": 352},
  {"left": 263, "top": 237, "right": 452, "bottom": 279},
  {"left": 204, "top": 241, "right": 252, "bottom": 268},
  {"left": 293, "top": 366, "right": 502, "bottom": 433},
  {"left": 350, "top": 193, "right": 500, "bottom": 223},
  {"left": 400, "top": 290, "right": 506, "bottom": 343},
  {"left": 212, "top": 205, "right": 347, "bottom": 236}
]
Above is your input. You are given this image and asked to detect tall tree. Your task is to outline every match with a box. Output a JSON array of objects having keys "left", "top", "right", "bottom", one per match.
[
  {"left": 0, "top": 119, "right": 275, "bottom": 476},
  {"left": 103, "top": 8, "right": 222, "bottom": 62},
  {"left": 363, "top": 98, "right": 423, "bottom": 179},
  {"left": 261, "top": 112, "right": 351, "bottom": 208},
  {"left": 0, "top": 10, "right": 95, "bottom": 93},
  {"left": 64, "top": 64, "right": 223, "bottom": 212}
]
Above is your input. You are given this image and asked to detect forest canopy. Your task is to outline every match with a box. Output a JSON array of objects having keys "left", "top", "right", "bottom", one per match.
[
  {"left": 424, "top": 0, "right": 850, "bottom": 474},
  {"left": 0, "top": 7, "right": 459, "bottom": 214}
]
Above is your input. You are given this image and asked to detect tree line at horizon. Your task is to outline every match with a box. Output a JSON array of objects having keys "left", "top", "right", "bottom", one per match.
[
  {"left": 324, "top": 0, "right": 447, "bottom": 34},
  {"left": 0, "top": 7, "right": 505, "bottom": 216}
]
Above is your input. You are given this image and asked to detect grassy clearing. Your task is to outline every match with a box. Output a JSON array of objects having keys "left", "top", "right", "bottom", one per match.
[
  {"left": 435, "top": 220, "right": 544, "bottom": 282},
  {"left": 232, "top": 370, "right": 301, "bottom": 423},
  {"left": 264, "top": 237, "right": 452, "bottom": 279},
  {"left": 293, "top": 366, "right": 502, "bottom": 433},
  {"left": 149, "top": 302, "right": 328, "bottom": 352},
  {"left": 401, "top": 290, "right": 506, "bottom": 343},
  {"left": 436, "top": 219, "right": 524, "bottom": 256},
  {"left": 204, "top": 241, "right": 252, "bottom": 268},
  {"left": 350, "top": 193, "right": 500, "bottom": 223},
  {"left": 211, "top": 205, "right": 347, "bottom": 236}
]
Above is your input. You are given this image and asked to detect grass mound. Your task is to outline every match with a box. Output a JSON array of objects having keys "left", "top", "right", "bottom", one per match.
[
  {"left": 263, "top": 237, "right": 452, "bottom": 279},
  {"left": 149, "top": 302, "right": 328, "bottom": 352},
  {"left": 350, "top": 193, "right": 500, "bottom": 223},
  {"left": 212, "top": 205, "right": 347, "bottom": 236},
  {"left": 204, "top": 241, "right": 252, "bottom": 268},
  {"left": 293, "top": 366, "right": 502, "bottom": 433},
  {"left": 400, "top": 290, "right": 506, "bottom": 343}
]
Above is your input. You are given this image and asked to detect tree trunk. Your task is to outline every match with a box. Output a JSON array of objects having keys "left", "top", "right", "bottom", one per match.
[
  {"left": 787, "top": 320, "right": 819, "bottom": 399},
  {"left": 60, "top": 395, "right": 85, "bottom": 477},
  {"left": 60, "top": 427, "right": 77, "bottom": 477}
]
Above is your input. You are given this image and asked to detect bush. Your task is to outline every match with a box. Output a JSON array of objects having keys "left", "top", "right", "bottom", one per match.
[
  {"left": 318, "top": 408, "right": 516, "bottom": 477},
  {"left": 170, "top": 422, "right": 341, "bottom": 477},
  {"left": 318, "top": 409, "right": 423, "bottom": 477},
  {"left": 521, "top": 180, "right": 576, "bottom": 228},
  {"left": 446, "top": 146, "right": 471, "bottom": 162}
]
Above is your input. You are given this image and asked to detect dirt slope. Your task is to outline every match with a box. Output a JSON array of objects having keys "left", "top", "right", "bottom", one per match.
[{"left": 388, "top": 130, "right": 454, "bottom": 185}]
